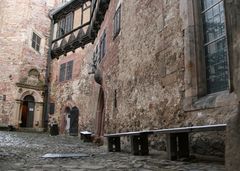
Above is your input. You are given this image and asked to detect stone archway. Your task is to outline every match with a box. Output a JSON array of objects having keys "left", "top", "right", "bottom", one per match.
[
  {"left": 14, "top": 90, "right": 44, "bottom": 130},
  {"left": 60, "top": 106, "right": 71, "bottom": 134}
]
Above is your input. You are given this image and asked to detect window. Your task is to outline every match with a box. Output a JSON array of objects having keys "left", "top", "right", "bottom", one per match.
[
  {"left": 201, "top": 0, "right": 229, "bottom": 94},
  {"left": 59, "top": 63, "right": 66, "bottom": 82},
  {"left": 66, "top": 60, "right": 73, "bottom": 80},
  {"left": 113, "top": 5, "right": 121, "bottom": 38},
  {"left": 56, "top": 12, "right": 73, "bottom": 38},
  {"left": 65, "top": 12, "right": 74, "bottom": 33},
  {"left": 49, "top": 103, "right": 55, "bottom": 115},
  {"left": 93, "top": 44, "right": 99, "bottom": 66},
  {"left": 59, "top": 60, "right": 74, "bottom": 82},
  {"left": 32, "top": 32, "right": 41, "bottom": 52},
  {"left": 99, "top": 31, "right": 106, "bottom": 60}
]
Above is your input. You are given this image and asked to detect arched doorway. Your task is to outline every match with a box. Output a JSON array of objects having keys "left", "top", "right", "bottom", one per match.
[
  {"left": 63, "top": 107, "right": 71, "bottom": 134},
  {"left": 20, "top": 95, "right": 35, "bottom": 128},
  {"left": 69, "top": 106, "right": 79, "bottom": 136}
]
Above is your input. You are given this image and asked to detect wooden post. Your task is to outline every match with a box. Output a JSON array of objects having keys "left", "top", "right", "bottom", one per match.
[
  {"left": 139, "top": 133, "right": 149, "bottom": 155},
  {"left": 177, "top": 133, "right": 189, "bottom": 158},
  {"left": 107, "top": 137, "right": 121, "bottom": 152},
  {"left": 131, "top": 135, "right": 140, "bottom": 155},
  {"left": 166, "top": 133, "right": 178, "bottom": 160},
  {"left": 131, "top": 134, "right": 149, "bottom": 155}
]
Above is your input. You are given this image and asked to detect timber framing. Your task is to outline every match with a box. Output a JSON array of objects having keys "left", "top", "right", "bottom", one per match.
[{"left": 50, "top": 0, "right": 110, "bottom": 59}]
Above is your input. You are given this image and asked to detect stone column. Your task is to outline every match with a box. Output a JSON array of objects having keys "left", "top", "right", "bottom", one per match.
[
  {"left": 35, "top": 102, "right": 44, "bottom": 129},
  {"left": 225, "top": 0, "right": 240, "bottom": 170},
  {"left": 226, "top": 104, "right": 240, "bottom": 171},
  {"left": 13, "top": 100, "right": 22, "bottom": 128}
]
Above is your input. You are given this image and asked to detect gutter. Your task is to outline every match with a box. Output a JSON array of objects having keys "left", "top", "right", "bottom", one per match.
[{"left": 43, "top": 14, "right": 54, "bottom": 130}]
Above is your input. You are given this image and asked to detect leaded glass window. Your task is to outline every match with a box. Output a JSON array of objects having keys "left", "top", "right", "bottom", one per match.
[{"left": 201, "top": 0, "right": 229, "bottom": 93}]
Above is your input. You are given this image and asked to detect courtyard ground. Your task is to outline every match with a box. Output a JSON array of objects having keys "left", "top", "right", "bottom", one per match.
[{"left": 0, "top": 131, "right": 225, "bottom": 171}]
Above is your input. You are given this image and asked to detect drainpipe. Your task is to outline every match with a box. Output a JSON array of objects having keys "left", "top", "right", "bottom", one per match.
[{"left": 43, "top": 14, "right": 54, "bottom": 131}]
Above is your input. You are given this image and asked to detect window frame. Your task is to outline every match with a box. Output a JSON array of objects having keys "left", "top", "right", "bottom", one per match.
[
  {"left": 99, "top": 30, "right": 106, "bottom": 60},
  {"left": 200, "top": 0, "right": 230, "bottom": 94},
  {"left": 59, "top": 63, "right": 66, "bottom": 82},
  {"left": 56, "top": 12, "right": 74, "bottom": 39},
  {"left": 66, "top": 60, "right": 73, "bottom": 80},
  {"left": 192, "top": 0, "right": 231, "bottom": 97},
  {"left": 32, "top": 32, "right": 41, "bottom": 52},
  {"left": 59, "top": 60, "right": 74, "bottom": 82}
]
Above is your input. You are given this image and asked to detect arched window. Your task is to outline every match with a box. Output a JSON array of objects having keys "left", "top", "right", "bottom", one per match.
[{"left": 28, "top": 69, "right": 40, "bottom": 79}]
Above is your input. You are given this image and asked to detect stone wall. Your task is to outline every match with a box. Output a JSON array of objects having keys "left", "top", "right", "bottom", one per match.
[
  {"left": 0, "top": 0, "right": 57, "bottom": 127},
  {"left": 50, "top": 0, "right": 239, "bottom": 158}
]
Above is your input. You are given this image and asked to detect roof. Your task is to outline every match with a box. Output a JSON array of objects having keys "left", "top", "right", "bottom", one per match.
[{"left": 50, "top": 0, "right": 89, "bottom": 20}]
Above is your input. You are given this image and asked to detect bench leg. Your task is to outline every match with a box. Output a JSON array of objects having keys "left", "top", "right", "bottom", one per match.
[
  {"left": 178, "top": 133, "right": 189, "bottom": 158},
  {"left": 131, "top": 134, "right": 149, "bottom": 155},
  {"left": 107, "top": 137, "right": 121, "bottom": 152},
  {"left": 166, "top": 133, "right": 178, "bottom": 160},
  {"left": 166, "top": 133, "right": 189, "bottom": 160}
]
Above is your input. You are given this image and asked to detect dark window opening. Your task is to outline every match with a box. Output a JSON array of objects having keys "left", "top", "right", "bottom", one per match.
[
  {"left": 99, "top": 30, "right": 106, "bottom": 61},
  {"left": 114, "top": 89, "right": 117, "bottom": 109},
  {"left": 49, "top": 103, "right": 55, "bottom": 115}
]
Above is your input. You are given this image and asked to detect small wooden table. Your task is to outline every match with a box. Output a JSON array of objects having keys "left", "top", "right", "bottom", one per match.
[{"left": 80, "top": 131, "right": 92, "bottom": 142}]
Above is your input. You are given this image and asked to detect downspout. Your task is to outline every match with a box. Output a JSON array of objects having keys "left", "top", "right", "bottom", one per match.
[{"left": 43, "top": 13, "right": 54, "bottom": 131}]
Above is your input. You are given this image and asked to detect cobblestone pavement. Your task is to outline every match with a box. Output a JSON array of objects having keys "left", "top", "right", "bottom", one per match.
[{"left": 0, "top": 131, "right": 225, "bottom": 171}]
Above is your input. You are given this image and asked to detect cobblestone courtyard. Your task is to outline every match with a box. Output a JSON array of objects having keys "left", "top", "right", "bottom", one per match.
[{"left": 0, "top": 131, "right": 225, "bottom": 171}]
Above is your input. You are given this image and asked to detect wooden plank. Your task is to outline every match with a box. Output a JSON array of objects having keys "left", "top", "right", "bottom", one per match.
[
  {"left": 104, "top": 124, "right": 226, "bottom": 137},
  {"left": 152, "top": 124, "right": 226, "bottom": 134},
  {"left": 104, "top": 130, "right": 153, "bottom": 137}
]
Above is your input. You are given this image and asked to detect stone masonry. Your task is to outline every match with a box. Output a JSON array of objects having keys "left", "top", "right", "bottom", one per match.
[
  {"left": 1, "top": 0, "right": 239, "bottom": 168},
  {"left": 49, "top": 0, "right": 240, "bottom": 159},
  {"left": 0, "top": 0, "right": 61, "bottom": 129}
]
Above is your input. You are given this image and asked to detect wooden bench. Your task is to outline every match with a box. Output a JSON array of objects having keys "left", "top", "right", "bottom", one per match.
[
  {"left": 104, "top": 124, "right": 226, "bottom": 160},
  {"left": 105, "top": 130, "right": 153, "bottom": 155}
]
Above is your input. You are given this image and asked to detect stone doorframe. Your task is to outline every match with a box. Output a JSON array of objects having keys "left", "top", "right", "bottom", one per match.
[
  {"left": 14, "top": 90, "right": 44, "bottom": 129},
  {"left": 60, "top": 101, "right": 78, "bottom": 134}
]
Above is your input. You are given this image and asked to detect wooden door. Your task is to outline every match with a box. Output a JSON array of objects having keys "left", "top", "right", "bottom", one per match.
[{"left": 69, "top": 107, "right": 79, "bottom": 136}]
